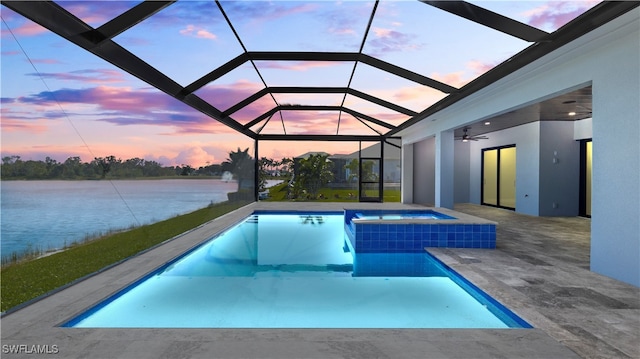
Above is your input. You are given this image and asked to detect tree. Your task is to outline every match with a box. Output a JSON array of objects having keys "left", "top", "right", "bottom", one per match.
[
  {"left": 179, "top": 164, "right": 194, "bottom": 176},
  {"left": 345, "top": 159, "right": 359, "bottom": 183},
  {"left": 222, "top": 147, "right": 254, "bottom": 193},
  {"left": 279, "top": 157, "right": 293, "bottom": 178},
  {"left": 93, "top": 155, "right": 118, "bottom": 179},
  {"left": 345, "top": 158, "right": 378, "bottom": 183},
  {"left": 294, "top": 154, "right": 333, "bottom": 198},
  {"left": 257, "top": 158, "right": 270, "bottom": 192},
  {"left": 62, "top": 156, "right": 83, "bottom": 179}
]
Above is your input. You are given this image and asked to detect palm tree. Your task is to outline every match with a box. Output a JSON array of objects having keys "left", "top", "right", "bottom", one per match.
[
  {"left": 222, "top": 147, "right": 254, "bottom": 193},
  {"left": 295, "top": 154, "right": 334, "bottom": 198}
]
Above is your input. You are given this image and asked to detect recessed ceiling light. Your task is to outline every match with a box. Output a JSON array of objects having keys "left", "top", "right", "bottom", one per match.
[
  {"left": 568, "top": 112, "right": 577, "bottom": 116},
  {"left": 484, "top": 121, "right": 491, "bottom": 125}
]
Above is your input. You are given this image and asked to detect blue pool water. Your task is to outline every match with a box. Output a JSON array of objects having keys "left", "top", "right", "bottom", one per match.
[
  {"left": 64, "top": 212, "right": 530, "bottom": 329},
  {"left": 355, "top": 210, "right": 456, "bottom": 221}
]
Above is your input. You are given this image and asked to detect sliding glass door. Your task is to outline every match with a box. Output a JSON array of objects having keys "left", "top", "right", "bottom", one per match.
[{"left": 482, "top": 145, "right": 516, "bottom": 210}]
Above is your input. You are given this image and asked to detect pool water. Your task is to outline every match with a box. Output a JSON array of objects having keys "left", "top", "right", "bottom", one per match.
[
  {"left": 64, "top": 213, "right": 530, "bottom": 329},
  {"left": 355, "top": 210, "right": 455, "bottom": 221}
]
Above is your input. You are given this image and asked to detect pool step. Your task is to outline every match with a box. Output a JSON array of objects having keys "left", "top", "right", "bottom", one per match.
[{"left": 245, "top": 215, "right": 259, "bottom": 223}]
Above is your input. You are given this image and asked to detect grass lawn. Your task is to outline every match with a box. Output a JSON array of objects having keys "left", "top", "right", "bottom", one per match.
[
  {"left": 265, "top": 182, "right": 400, "bottom": 202},
  {"left": 0, "top": 200, "right": 250, "bottom": 312}
]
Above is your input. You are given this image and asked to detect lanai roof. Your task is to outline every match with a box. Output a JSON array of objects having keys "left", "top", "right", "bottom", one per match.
[{"left": 2, "top": 1, "right": 637, "bottom": 144}]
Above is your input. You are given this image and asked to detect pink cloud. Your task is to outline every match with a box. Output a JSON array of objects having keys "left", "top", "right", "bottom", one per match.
[
  {"left": 172, "top": 146, "right": 219, "bottom": 167},
  {"left": 430, "top": 71, "right": 470, "bottom": 89},
  {"left": 1, "top": 21, "right": 48, "bottom": 37},
  {"left": 179, "top": 25, "right": 217, "bottom": 40},
  {"left": 467, "top": 60, "right": 498, "bottom": 77},
  {"left": 196, "top": 80, "right": 265, "bottom": 111},
  {"left": 522, "top": 1, "right": 599, "bottom": 31},
  {"left": 329, "top": 27, "right": 356, "bottom": 36},
  {"left": 28, "top": 69, "right": 125, "bottom": 84},
  {"left": 29, "top": 58, "right": 63, "bottom": 65},
  {"left": 9, "top": 85, "right": 239, "bottom": 135},
  {"left": 56, "top": 1, "right": 139, "bottom": 28},
  {"left": 0, "top": 118, "right": 49, "bottom": 133},
  {"left": 366, "top": 27, "right": 421, "bottom": 55},
  {"left": 164, "top": 120, "right": 239, "bottom": 137},
  {"left": 428, "top": 59, "right": 500, "bottom": 89}
]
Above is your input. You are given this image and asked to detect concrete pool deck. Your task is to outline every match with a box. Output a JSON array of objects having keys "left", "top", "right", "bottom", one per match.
[{"left": 1, "top": 202, "right": 638, "bottom": 358}]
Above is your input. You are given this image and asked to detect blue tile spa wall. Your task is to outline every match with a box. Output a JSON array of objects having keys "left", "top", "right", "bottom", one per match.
[
  {"left": 345, "top": 210, "right": 496, "bottom": 253},
  {"left": 353, "top": 253, "right": 449, "bottom": 277}
]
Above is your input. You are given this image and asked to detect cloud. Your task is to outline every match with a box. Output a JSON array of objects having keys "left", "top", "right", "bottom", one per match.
[
  {"left": 430, "top": 71, "right": 468, "bottom": 88},
  {"left": 7, "top": 85, "right": 237, "bottom": 135},
  {"left": 29, "top": 58, "right": 63, "bottom": 65},
  {"left": 26, "top": 69, "right": 125, "bottom": 84},
  {"left": 196, "top": 80, "right": 265, "bottom": 112},
  {"left": 0, "top": 118, "right": 49, "bottom": 133},
  {"left": 428, "top": 59, "right": 500, "bottom": 89},
  {"left": 143, "top": 142, "right": 249, "bottom": 167},
  {"left": 317, "top": 2, "right": 373, "bottom": 38},
  {"left": 367, "top": 27, "right": 421, "bottom": 55},
  {"left": 467, "top": 60, "right": 498, "bottom": 77},
  {"left": 1, "top": 19, "right": 48, "bottom": 37},
  {"left": 56, "top": 1, "right": 139, "bottom": 27},
  {"left": 221, "top": 2, "right": 319, "bottom": 25},
  {"left": 173, "top": 146, "right": 215, "bottom": 167},
  {"left": 179, "top": 25, "right": 217, "bottom": 40},
  {"left": 257, "top": 61, "right": 344, "bottom": 72},
  {"left": 522, "top": 1, "right": 599, "bottom": 31}
]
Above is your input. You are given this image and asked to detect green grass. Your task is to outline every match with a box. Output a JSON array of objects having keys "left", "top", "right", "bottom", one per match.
[
  {"left": 0, "top": 200, "right": 250, "bottom": 312},
  {"left": 265, "top": 182, "right": 400, "bottom": 202}
]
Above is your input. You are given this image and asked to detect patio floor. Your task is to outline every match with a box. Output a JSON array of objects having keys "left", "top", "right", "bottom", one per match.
[{"left": 1, "top": 202, "right": 638, "bottom": 359}]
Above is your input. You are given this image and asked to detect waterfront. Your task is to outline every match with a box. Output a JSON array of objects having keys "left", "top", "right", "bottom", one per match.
[{"left": 1, "top": 179, "right": 241, "bottom": 258}]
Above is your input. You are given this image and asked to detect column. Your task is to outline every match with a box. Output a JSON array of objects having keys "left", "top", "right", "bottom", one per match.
[
  {"left": 435, "top": 130, "right": 454, "bottom": 209},
  {"left": 401, "top": 143, "right": 414, "bottom": 204}
]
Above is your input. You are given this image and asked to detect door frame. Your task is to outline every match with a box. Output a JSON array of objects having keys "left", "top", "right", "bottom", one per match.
[
  {"left": 579, "top": 139, "right": 592, "bottom": 217},
  {"left": 481, "top": 144, "right": 516, "bottom": 210},
  {"left": 359, "top": 157, "right": 382, "bottom": 202}
]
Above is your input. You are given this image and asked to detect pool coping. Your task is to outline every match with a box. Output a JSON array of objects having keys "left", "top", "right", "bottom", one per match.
[{"left": 0, "top": 202, "right": 585, "bottom": 358}]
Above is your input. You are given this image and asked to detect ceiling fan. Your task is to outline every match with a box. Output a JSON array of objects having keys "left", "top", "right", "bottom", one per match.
[{"left": 455, "top": 128, "right": 488, "bottom": 142}]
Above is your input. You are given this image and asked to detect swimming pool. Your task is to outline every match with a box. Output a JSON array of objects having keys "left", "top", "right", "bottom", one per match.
[{"left": 63, "top": 212, "right": 530, "bottom": 329}]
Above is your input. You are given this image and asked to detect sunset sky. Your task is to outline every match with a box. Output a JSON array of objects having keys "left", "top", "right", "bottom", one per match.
[{"left": 1, "top": 0, "right": 599, "bottom": 167}]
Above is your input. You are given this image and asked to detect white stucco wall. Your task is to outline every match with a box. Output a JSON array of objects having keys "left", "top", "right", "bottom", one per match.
[
  {"left": 401, "top": 143, "right": 413, "bottom": 204},
  {"left": 588, "top": 24, "right": 639, "bottom": 287},
  {"left": 454, "top": 141, "right": 470, "bottom": 203},
  {"left": 538, "top": 121, "right": 581, "bottom": 216},
  {"left": 412, "top": 137, "right": 435, "bottom": 205},
  {"left": 574, "top": 118, "right": 593, "bottom": 140},
  {"left": 401, "top": 9, "right": 639, "bottom": 286}
]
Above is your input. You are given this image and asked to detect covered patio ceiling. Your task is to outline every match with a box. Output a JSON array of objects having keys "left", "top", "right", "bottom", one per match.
[{"left": 2, "top": 1, "right": 637, "bottom": 143}]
